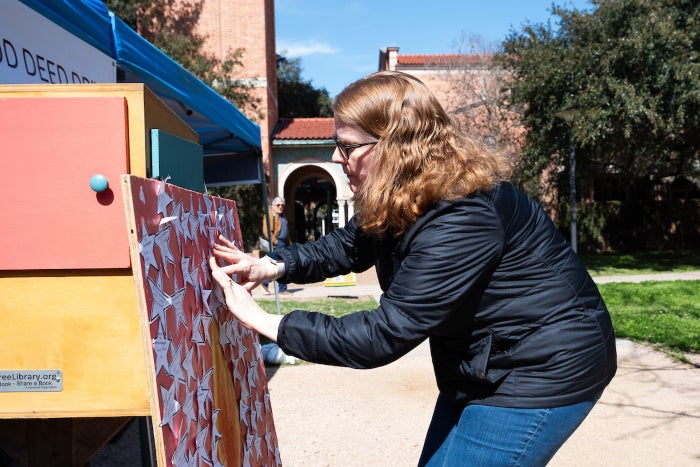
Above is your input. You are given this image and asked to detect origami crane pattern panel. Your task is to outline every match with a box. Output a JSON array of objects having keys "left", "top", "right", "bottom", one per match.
[{"left": 125, "top": 176, "right": 280, "bottom": 467}]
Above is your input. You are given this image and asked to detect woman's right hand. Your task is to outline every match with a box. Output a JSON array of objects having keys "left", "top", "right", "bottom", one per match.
[
  {"left": 212, "top": 235, "right": 278, "bottom": 292},
  {"left": 208, "top": 256, "right": 282, "bottom": 341}
]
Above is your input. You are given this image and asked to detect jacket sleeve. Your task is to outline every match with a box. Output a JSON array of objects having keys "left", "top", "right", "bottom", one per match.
[
  {"left": 272, "top": 216, "right": 376, "bottom": 284},
  {"left": 277, "top": 198, "right": 506, "bottom": 369}
]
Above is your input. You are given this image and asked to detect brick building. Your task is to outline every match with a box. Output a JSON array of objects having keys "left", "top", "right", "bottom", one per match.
[{"left": 195, "top": 0, "right": 278, "bottom": 174}]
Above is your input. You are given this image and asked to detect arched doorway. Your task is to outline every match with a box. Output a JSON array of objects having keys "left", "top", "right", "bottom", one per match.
[
  {"left": 295, "top": 176, "right": 336, "bottom": 242},
  {"left": 277, "top": 160, "right": 351, "bottom": 244}
]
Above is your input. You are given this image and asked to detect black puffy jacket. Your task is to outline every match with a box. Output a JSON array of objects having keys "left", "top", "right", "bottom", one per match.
[{"left": 275, "top": 182, "right": 617, "bottom": 408}]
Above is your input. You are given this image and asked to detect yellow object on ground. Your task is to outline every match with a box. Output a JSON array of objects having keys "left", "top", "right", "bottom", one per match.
[{"left": 324, "top": 273, "right": 358, "bottom": 287}]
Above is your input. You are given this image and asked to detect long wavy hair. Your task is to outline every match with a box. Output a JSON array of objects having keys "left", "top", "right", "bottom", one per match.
[{"left": 333, "top": 71, "right": 513, "bottom": 237}]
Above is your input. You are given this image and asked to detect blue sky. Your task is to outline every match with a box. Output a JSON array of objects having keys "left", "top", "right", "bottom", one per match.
[{"left": 275, "top": 0, "right": 594, "bottom": 97}]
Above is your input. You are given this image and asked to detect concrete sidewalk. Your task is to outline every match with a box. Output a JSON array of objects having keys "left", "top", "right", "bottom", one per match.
[{"left": 594, "top": 270, "right": 700, "bottom": 283}]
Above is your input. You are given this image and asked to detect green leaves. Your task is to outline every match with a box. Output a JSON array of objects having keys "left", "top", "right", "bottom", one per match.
[
  {"left": 276, "top": 55, "right": 333, "bottom": 118},
  {"left": 501, "top": 0, "right": 700, "bottom": 188}
]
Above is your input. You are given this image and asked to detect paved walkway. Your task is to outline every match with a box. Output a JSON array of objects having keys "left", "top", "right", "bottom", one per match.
[{"left": 593, "top": 270, "right": 700, "bottom": 283}]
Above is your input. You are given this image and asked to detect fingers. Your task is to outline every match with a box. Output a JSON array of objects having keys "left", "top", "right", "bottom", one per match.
[
  {"left": 212, "top": 243, "right": 238, "bottom": 253},
  {"left": 212, "top": 235, "right": 239, "bottom": 259},
  {"left": 209, "top": 255, "right": 220, "bottom": 273},
  {"left": 218, "top": 234, "right": 236, "bottom": 248},
  {"left": 209, "top": 256, "right": 257, "bottom": 293},
  {"left": 209, "top": 256, "right": 234, "bottom": 285},
  {"left": 215, "top": 263, "right": 241, "bottom": 276},
  {"left": 212, "top": 245, "right": 245, "bottom": 268},
  {"left": 242, "top": 281, "right": 259, "bottom": 293},
  {"left": 208, "top": 257, "right": 229, "bottom": 285},
  {"left": 212, "top": 243, "right": 246, "bottom": 258}
]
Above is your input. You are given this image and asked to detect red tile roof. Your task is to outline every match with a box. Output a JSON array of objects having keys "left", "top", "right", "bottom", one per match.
[{"left": 272, "top": 117, "right": 334, "bottom": 140}]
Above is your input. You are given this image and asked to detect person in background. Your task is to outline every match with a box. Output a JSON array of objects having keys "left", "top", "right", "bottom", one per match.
[
  {"left": 261, "top": 196, "right": 293, "bottom": 296},
  {"left": 210, "top": 71, "right": 617, "bottom": 466}
]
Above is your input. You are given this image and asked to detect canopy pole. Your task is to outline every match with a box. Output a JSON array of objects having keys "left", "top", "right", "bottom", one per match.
[{"left": 258, "top": 156, "right": 282, "bottom": 315}]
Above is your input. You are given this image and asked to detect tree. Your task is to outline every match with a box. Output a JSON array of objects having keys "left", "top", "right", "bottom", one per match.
[
  {"left": 276, "top": 54, "right": 332, "bottom": 118},
  {"left": 440, "top": 32, "right": 525, "bottom": 168},
  {"left": 500, "top": 0, "right": 700, "bottom": 199},
  {"left": 104, "top": 0, "right": 260, "bottom": 119}
]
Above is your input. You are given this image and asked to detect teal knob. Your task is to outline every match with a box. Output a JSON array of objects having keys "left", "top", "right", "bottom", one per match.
[{"left": 89, "top": 174, "right": 109, "bottom": 192}]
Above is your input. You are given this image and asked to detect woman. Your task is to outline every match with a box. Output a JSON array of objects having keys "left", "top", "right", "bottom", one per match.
[
  {"left": 260, "top": 196, "right": 292, "bottom": 295},
  {"left": 210, "top": 71, "right": 616, "bottom": 466}
]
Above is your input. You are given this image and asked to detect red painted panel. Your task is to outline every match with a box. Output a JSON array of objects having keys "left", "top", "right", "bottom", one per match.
[
  {"left": 0, "top": 97, "right": 131, "bottom": 269},
  {"left": 124, "top": 176, "right": 280, "bottom": 466}
]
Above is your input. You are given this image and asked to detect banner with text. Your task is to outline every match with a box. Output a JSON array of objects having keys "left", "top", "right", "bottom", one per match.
[{"left": 1, "top": 1, "right": 116, "bottom": 84}]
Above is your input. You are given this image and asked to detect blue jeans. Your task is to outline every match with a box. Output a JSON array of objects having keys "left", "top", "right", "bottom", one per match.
[
  {"left": 262, "top": 280, "right": 287, "bottom": 292},
  {"left": 418, "top": 393, "right": 601, "bottom": 466}
]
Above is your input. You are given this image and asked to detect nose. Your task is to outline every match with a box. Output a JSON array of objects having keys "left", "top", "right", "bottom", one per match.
[{"left": 331, "top": 146, "right": 346, "bottom": 164}]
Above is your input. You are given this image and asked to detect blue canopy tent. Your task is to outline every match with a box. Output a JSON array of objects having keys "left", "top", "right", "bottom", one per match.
[{"left": 18, "top": 0, "right": 264, "bottom": 186}]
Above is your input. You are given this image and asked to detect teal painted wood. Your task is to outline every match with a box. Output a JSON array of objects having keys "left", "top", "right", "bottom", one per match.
[{"left": 151, "top": 129, "right": 204, "bottom": 192}]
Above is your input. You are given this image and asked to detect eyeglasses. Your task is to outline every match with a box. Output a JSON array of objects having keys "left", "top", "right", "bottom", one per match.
[
  {"left": 274, "top": 204, "right": 285, "bottom": 207},
  {"left": 332, "top": 134, "right": 378, "bottom": 160}
]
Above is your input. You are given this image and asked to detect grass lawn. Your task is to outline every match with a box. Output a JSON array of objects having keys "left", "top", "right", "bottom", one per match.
[
  {"left": 258, "top": 297, "right": 378, "bottom": 317},
  {"left": 597, "top": 280, "right": 700, "bottom": 359},
  {"left": 581, "top": 249, "right": 700, "bottom": 362},
  {"left": 579, "top": 249, "right": 700, "bottom": 276}
]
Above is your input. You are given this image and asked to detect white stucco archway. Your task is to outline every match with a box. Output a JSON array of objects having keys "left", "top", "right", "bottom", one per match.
[{"left": 277, "top": 159, "right": 355, "bottom": 226}]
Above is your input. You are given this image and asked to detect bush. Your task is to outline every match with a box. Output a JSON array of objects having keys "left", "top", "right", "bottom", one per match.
[{"left": 557, "top": 200, "right": 700, "bottom": 253}]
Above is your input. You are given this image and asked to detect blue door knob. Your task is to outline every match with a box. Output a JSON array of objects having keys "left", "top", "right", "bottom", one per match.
[{"left": 89, "top": 174, "right": 109, "bottom": 192}]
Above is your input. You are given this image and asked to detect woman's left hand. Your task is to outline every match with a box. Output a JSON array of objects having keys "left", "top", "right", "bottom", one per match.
[{"left": 212, "top": 235, "right": 278, "bottom": 292}]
